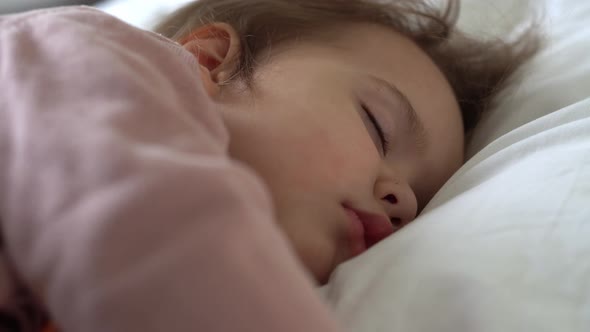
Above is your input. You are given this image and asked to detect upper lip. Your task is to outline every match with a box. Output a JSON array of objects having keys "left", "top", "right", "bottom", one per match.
[{"left": 344, "top": 204, "right": 395, "bottom": 249}]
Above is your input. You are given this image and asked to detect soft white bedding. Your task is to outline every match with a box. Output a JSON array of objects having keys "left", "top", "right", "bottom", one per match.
[{"left": 97, "top": 0, "right": 590, "bottom": 331}]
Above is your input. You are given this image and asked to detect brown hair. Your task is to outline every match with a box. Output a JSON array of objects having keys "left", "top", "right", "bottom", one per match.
[{"left": 154, "top": 0, "right": 541, "bottom": 134}]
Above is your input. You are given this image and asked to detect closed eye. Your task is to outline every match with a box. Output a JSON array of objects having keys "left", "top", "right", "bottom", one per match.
[{"left": 361, "top": 103, "right": 389, "bottom": 155}]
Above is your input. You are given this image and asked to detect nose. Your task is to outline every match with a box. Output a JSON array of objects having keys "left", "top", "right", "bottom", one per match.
[{"left": 374, "top": 177, "right": 418, "bottom": 229}]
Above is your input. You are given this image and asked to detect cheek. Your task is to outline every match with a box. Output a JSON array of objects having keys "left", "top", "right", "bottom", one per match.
[{"left": 278, "top": 117, "right": 378, "bottom": 192}]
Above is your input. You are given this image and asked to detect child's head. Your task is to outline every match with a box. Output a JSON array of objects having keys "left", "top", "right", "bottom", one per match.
[{"left": 156, "top": 0, "right": 539, "bottom": 284}]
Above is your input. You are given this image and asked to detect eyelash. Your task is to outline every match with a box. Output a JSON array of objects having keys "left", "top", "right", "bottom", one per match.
[{"left": 361, "top": 103, "right": 390, "bottom": 155}]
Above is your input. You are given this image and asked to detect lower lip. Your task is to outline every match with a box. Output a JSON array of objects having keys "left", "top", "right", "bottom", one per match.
[{"left": 345, "top": 208, "right": 367, "bottom": 257}]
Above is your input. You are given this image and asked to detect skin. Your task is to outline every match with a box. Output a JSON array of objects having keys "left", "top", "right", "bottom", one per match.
[{"left": 183, "top": 23, "right": 465, "bottom": 284}]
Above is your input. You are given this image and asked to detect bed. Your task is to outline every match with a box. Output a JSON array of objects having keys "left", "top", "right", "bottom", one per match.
[{"left": 97, "top": 0, "right": 590, "bottom": 330}]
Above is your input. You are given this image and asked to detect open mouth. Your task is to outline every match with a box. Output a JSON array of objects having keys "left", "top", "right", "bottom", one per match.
[{"left": 343, "top": 204, "right": 395, "bottom": 257}]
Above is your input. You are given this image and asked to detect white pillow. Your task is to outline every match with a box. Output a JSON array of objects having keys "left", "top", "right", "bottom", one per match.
[{"left": 321, "top": 1, "right": 590, "bottom": 331}]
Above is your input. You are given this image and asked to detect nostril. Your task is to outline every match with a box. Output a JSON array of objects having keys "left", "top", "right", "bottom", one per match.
[
  {"left": 383, "top": 194, "right": 397, "bottom": 204},
  {"left": 390, "top": 217, "right": 403, "bottom": 228}
]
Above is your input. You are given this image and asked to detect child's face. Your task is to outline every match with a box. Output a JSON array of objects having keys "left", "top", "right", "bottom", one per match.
[{"left": 211, "top": 24, "right": 464, "bottom": 284}]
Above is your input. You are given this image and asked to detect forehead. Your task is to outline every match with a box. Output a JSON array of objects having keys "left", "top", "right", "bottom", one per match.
[{"left": 327, "top": 23, "right": 457, "bottom": 111}]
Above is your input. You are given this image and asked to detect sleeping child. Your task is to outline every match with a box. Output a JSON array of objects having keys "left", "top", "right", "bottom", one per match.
[{"left": 0, "top": 0, "right": 538, "bottom": 331}]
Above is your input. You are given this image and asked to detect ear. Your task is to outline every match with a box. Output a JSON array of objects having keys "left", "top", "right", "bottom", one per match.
[{"left": 181, "top": 23, "right": 241, "bottom": 97}]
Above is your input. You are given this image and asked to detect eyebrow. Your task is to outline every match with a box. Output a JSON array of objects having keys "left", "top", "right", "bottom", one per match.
[{"left": 369, "top": 75, "right": 429, "bottom": 151}]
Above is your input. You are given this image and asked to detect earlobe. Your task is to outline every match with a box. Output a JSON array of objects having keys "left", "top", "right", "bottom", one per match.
[{"left": 181, "top": 23, "right": 241, "bottom": 97}]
